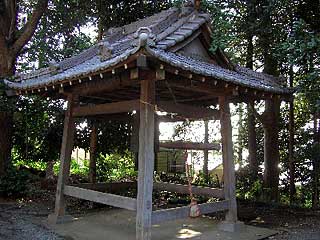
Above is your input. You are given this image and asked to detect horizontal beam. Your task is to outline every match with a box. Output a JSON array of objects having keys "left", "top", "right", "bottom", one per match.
[
  {"left": 64, "top": 185, "right": 137, "bottom": 211},
  {"left": 158, "top": 101, "right": 220, "bottom": 120},
  {"left": 153, "top": 182, "right": 224, "bottom": 199},
  {"left": 159, "top": 141, "right": 220, "bottom": 151},
  {"left": 152, "top": 200, "right": 229, "bottom": 224},
  {"left": 73, "top": 99, "right": 140, "bottom": 117},
  {"left": 158, "top": 114, "right": 216, "bottom": 122},
  {"left": 72, "top": 181, "right": 137, "bottom": 192}
]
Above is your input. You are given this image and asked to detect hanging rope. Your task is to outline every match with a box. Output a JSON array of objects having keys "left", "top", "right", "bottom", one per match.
[
  {"left": 183, "top": 151, "right": 201, "bottom": 218},
  {"left": 139, "top": 87, "right": 210, "bottom": 218}
]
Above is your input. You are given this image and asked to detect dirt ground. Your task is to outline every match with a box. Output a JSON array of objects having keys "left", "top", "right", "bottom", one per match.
[{"left": 0, "top": 188, "right": 320, "bottom": 240}]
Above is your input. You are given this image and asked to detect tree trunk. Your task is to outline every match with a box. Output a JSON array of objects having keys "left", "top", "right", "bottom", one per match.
[
  {"left": 245, "top": 25, "right": 258, "bottom": 178},
  {"left": 237, "top": 103, "right": 244, "bottom": 166},
  {"left": 45, "top": 161, "right": 55, "bottom": 180},
  {"left": 0, "top": 40, "right": 15, "bottom": 175},
  {"left": 312, "top": 115, "right": 320, "bottom": 209},
  {"left": 0, "top": 43, "right": 16, "bottom": 78},
  {"left": 89, "top": 123, "right": 98, "bottom": 183},
  {"left": 262, "top": 99, "right": 280, "bottom": 202},
  {"left": 0, "top": 111, "right": 13, "bottom": 175},
  {"left": 203, "top": 120, "right": 209, "bottom": 182},
  {"left": 288, "top": 65, "right": 296, "bottom": 204},
  {"left": 248, "top": 101, "right": 258, "bottom": 177},
  {"left": 0, "top": 0, "right": 49, "bottom": 176},
  {"left": 258, "top": 2, "right": 280, "bottom": 201}
]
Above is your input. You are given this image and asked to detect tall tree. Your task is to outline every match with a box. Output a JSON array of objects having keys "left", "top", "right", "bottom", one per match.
[
  {"left": 0, "top": 0, "right": 49, "bottom": 174},
  {"left": 245, "top": 0, "right": 258, "bottom": 178}
]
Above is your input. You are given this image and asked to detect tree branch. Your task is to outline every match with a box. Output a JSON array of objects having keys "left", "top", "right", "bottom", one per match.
[
  {"left": 7, "top": 0, "right": 18, "bottom": 42},
  {"left": 12, "top": 0, "right": 48, "bottom": 56}
]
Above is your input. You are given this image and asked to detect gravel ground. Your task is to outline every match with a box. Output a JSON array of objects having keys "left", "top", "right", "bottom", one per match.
[
  {"left": 239, "top": 202, "right": 320, "bottom": 240},
  {"left": 0, "top": 203, "right": 63, "bottom": 240},
  {"left": 0, "top": 199, "right": 319, "bottom": 240}
]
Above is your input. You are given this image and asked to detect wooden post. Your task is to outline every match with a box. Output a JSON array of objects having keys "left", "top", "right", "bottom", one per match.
[
  {"left": 136, "top": 79, "right": 155, "bottom": 240},
  {"left": 49, "top": 94, "right": 77, "bottom": 223},
  {"left": 203, "top": 120, "right": 209, "bottom": 182},
  {"left": 89, "top": 122, "right": 98, "bottom": 183},
  {"left": 131, "top": 112, "right": 140, "bottom": 171},
  {"left": 219, "top": 96, "right": 238, "bottom": 223},
  {"left": 154, "top": 115, "right": 159, "bottom": 172}
]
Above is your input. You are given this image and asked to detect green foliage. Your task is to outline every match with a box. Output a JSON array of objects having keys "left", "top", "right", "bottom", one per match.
[
  {"left": 96, "top": 152, "right": 136, "bottom": 182},
  {"left": 236, "top": 167, "right": 263, "bottom": 201},
  {"left": 70, "top": 158, "right": 89, "bottom": 176},
  {"left": 14, "top": 158, "right": 47, "bottom": 171},
  {"left": 13, "top": 97, "right": 64, "bottom": 163},
  {"left": 193, "top": 171, "right": 221, "bottom": 188},
  {"left": 0, "top": 167, "right": 33, "bottom": 197}
]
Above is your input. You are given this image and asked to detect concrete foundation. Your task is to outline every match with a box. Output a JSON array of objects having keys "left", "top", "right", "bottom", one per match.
[{"left": 48, "top": 209, "right": 277, "bottom": 240}]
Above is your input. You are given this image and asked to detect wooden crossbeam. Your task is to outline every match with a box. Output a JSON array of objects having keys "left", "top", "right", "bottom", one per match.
[
  {"left": 157, "top": 101, "right": 220, "bottom": 120},
  {"left": 159, "top": 141, "right": 220, "bottom": 151},
  {"left": 151, "top": 200, "right": 229, "bottom": 224},
  {"left": 73, "top": 99, "right": 140, "bottom": 117},
  {"left": 158, "top": 114, "right": 216, "bottom": 122},
  {"left": 72, "top": 181, "right": 137, "bottom": 192},
  {"left": 72, "top": 181, "right": 223, "bottom": 199},
  {"left": 153, "top": 182, "right": 224, "bottom": 199},
  {"left": 63, "top": 185, "right": 137, "bottom": 211}
]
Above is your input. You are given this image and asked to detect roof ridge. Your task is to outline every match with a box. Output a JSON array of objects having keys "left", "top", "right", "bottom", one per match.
[{"left": 104, "top": 8, "right": 179, "bottom": 44}]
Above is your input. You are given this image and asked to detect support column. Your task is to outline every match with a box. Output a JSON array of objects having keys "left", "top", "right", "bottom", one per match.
[
  {"left": 89, "top": 121, "right": 98, "bottom": 183},
  {"left": 219, "top": 96, "right": 242, "bottom": 232},
  {"left": 154, "top": 115, "right": 159, "bottom": 172},
  {"left": 203, "top": 120, "right": 209, "bottom": 182},
  {"left": 136, "top": 79, "right": 155, "bottom": 240},
  {"left": 131, "top": 112, "right": 140, "bottom": 171},
  {"left": 48, "top": 94, "right": 77, "bottom": 224}
]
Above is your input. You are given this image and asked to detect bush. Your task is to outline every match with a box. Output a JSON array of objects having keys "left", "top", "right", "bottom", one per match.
[
  {"left": 0, "top": 167, "right": 33, "bottom": 197},
  {"left": 96, "top": 151, "right": 136, "bottom": 182},
  {"left": 236, "top": 167, "right": 263, "bottom": 201}
]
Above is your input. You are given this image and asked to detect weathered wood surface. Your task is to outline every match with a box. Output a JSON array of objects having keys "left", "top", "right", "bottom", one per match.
[
  {"left": 151, "top": 200, "right": 229, "bottom": 224},
  {"left": 153, "top": 182, "right": 224, "bottom": 199},
  {"left": 158, "top": 114, "right": 216, "bottom": 122},
  {"left": 203, "top": 120, "right": 209, "bottom": 181},
  {"left": 219, "top": 96, "right": 238, "bottom": 222},
  {"left": 158, "top": 101, "right": 220, "bottom": 120},
  {"left": 159, "top": 141, "right": 220, "bottom": 151},
  {"left": 64, "top": 185, "right": 137, "bottom": 211},
  {"left": 130, "top": 112, "right": 140, "bottom": 153},
  {"left": 53, "top": 94, "right": 77, "bottom": 219},
  {"left": 72, "top": 181, "right": 223, "bottom": 199},
  {"left": 73, "top": 99, "right": 140, "bottom": 117},
  {"left": 89, "top": 122, "right": 98, "bottom": 183},
  {"left": 72, "top": 181, "right": 137, "bottom": 192},
  {"left": 136, "top": 79, "right": 155, "bottom": 240}
]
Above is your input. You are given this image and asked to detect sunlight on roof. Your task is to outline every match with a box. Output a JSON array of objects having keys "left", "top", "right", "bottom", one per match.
[{"left": 176, "top": 228, "right": 202, "bottom": 239}]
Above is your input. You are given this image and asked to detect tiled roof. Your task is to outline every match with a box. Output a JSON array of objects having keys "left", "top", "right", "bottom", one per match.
[
  {"left": 148, "top": 49, "right": 289, "bottom": 94},
  {"left": 4, "top": 4, "right": 290, "bottom": 95}
]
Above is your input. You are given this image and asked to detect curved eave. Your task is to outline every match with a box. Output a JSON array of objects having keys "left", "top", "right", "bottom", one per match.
[
  {"left": 145, "top": 48, "right": 291, "bottom": 96},
  {"left": 4, "top": 46, "right": 141, "bottom": 93},
  {"left": 5, "top": 44, "right": 292, "bottom": 101}
]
